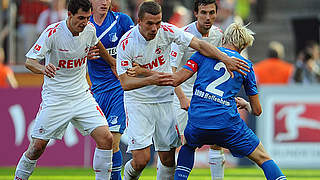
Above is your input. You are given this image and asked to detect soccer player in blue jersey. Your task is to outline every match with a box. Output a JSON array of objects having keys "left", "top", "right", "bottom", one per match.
[
  {"left": 88, "top": 0, "right": 134, "bottom": 179},
  {"left": 172, "top": 23, "right": 287, "bottom": 180}
]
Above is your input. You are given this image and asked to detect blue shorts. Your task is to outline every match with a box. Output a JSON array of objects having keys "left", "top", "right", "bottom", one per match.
[
  {"left": 184, "top": 119, "right": 259, "bottom": 158},
  {"left": 93, "top": 87, "right": 126, "bottom": 134}
]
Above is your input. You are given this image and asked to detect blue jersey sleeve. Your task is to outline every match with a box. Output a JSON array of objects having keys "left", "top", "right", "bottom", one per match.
[
  {"left": 119, "top": 13, "right": 134, "bottom": 33},
  {"left": 244, "top": 65, "right": 258, "bottom": 96}
]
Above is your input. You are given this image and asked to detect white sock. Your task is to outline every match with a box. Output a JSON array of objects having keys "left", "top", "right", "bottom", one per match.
[
  {"left": 156, "top": 158, "right": 175, "bottom": 180},
  {"left": 123, "top": 159, "right": 141, "bottom": 180},
  {"left": 208, "top": 149, "right": 225, "bottom": 180},
  {"left": 14, "top": 152, "right": 37, "bottom": 180},
  {"left": 93, "top": 148, "right": 113, "bottom": 180}
]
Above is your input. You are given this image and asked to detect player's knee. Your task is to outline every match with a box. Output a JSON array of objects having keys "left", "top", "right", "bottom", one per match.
[
  {"left": 26, "top": 143, "right": 47, "bottom": 160},
  {"left": 133, "top": 157, "right": 150, "bottom": 171},
  {"left": 257, "top": 152, "right": 272, "bottom": 166},
  {"left": 96, "top": 131, "right": 113, "bottom": 149}
]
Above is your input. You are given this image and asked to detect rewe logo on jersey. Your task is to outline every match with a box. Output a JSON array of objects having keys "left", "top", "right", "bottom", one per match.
[
  {"left": 274, "top": 103, "right": 320, "bottom": 142},
  {"left": 58, "top": 56, "right": 87, "bottom": 69},
  {"left": 141, "top": 55, "right": 165, "bottom": 70}
]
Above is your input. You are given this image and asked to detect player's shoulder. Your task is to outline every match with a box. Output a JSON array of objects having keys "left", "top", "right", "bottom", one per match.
[
  {"left": 159, "top": 22, "right": 179, "bottom": 34},
  {"left": 118, "top": 26, "right": 136, "bottom": 51},
  {"left": 86, "top": 21, "right": 96, "bottom": 32},
  {"left": 209, "top": 25, "right": 224, "bottom": 35},
  {"left": 43, "top": 21, "right": 64, "bottom": 38},
  {"left": 182, "top": 22, "right": 196, "bottom": 33}
]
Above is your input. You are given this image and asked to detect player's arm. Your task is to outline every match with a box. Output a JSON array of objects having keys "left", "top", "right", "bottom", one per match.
[
  {"left": 188, "top": 37, "right": 249, "bottom": 77},
  {"left": 94, "top": 41, "right": 118, "bottom": 77},
  {"left": 25, "top": 58, "right": 60, "bottom": 78},
  {"left": 6, "top": 69, "right": 18, "bottom": 88},
  {"left": 235, "top": 95, "right": 261, "bottom": 116},
  {"left": 249, "top": 94, "right": 262, "bottom": 116},
  {"left": 118, "top": 72, "right": 173, "bottom": 91},
  {"left": 172, "top": 66, "right": 190, "bottom": 111}
]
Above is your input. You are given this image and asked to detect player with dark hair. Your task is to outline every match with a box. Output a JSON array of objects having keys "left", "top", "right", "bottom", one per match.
[{"left": 14, "top": 0, "right": 115, "bottom": 179}]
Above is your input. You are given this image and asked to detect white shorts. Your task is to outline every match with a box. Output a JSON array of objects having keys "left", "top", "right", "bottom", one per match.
[
  {"left": 31, "top": 90, "right": 108, "bottom": 140},
  {"left": 173, "top": 95, "right": 188, "bottom": 135},
  {"left": 125, "top": 101, "right": 181, "bottom": 152}
]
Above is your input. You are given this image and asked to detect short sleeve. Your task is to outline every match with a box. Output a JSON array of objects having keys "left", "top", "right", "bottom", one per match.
[
  {"left": 182, "top": 52, "right": 203, "bottom": 72},
  {"left": 120, "top": 13, "right": 134, "bottom": 32},
  {"left": 170, "top": 43, "right": 182, "bottom": 67},
  {"left": 26, "top": 27, "right": 51, "bottom": 61},
  {"left": 161, "top": 23, "right": 194, "bottom": 49},
  {"left": 91, "top": 25, "right": 99, "bottom": 46},
  {"left": 116, "top": 36, "right": 133, "bottom": 75},
  {"left": 244, "top": 65, "right": 258, "bottom": 96}
]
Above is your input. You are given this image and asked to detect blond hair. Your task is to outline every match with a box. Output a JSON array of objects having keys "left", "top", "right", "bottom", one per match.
[{"left": 223, "top": 23, "right": 255, "bottom": 52}]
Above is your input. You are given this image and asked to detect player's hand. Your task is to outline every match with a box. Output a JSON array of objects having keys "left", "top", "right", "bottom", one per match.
[
  {"left": 43, "top": 63, "right": 60, "bottom": 78},
  {"left": 127, "top": 62, "right": 140, "bottom": 77},
  {"left": 235, "top": 97, "right": 252, "bottom": 113},
  {"left": 179, "top": 96, "right": 191, "bottom": 111},
  {"left": 225, "top": 57, "right": 250, "bottom": 78},
  {"left": 88, "top": 46, "right": 100, "bottom": 60},
  {"left": 150, "top": 72, "right": 174, "bottom": 86}
]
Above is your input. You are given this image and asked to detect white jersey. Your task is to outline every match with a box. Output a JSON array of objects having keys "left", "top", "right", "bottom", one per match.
[
  {"left": 116, "top": 22, "right": 194, "bottom": 103},
  {"left": 170, "top": 22, "right": 223, "bottom": 97},
  {"left": 26, "top": 20, "right": 99, "bottom": 98}
]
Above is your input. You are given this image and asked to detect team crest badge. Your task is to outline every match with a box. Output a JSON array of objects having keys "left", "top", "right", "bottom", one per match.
[{"left": 109, "top": 33, "right": 118, "bottom": 42}]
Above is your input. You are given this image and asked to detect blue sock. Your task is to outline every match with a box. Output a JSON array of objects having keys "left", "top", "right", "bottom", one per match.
[
  {"left": 261, "top": 160, "right": 286, "bottom": 180},
  {"left": 111, "top": 150, "right": 122, "bottom": 180},
  {"left": 174, "top": 145, "right": 196, "bottom": 180}
]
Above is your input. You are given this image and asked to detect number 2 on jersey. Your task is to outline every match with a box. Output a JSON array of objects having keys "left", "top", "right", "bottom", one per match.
[{"left": 205, "top": 62, "right": 231, "bottom": 96}]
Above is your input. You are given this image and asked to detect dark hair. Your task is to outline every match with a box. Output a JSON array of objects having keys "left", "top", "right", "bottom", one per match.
[
  {"left": 138, "top": 1, "right": 162, "bottom": 19},
  {"left": 194, "top": 0, "right": 218, "bottom": 13},
  {"left": 68, "top": 0, "right": 92, "bottom": 15}
]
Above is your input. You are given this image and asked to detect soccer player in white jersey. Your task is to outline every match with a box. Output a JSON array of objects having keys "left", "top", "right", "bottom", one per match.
[
  {"left": 170, "top": 0, "right": 225, "bottom": 179},
  {"left": 14, "top": 0, "right": 116, "bottom": 179},
  {"left": 116, "top": 2, "right": 250, "bottom": 179}
]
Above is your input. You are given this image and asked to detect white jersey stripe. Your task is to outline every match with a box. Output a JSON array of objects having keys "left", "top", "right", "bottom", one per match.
[{"left": 98, "top": 15, "right": 119, "bottom": 40}]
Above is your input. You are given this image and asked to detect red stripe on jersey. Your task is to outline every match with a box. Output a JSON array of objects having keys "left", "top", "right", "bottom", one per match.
[
  {"left": 120, "top": 31, "right": 132, "bottom": 50},
  {"left": 161, "top": 25, "right": 174, "bottom": 33},
  {"left": 185, "top": 60, "right": 198, "bottom": 72},
  {"left": 96, "top": 106, "right": 105, "bottom": 117},
  {"left": 46, "top": 23, "right": 60, "bottom": 38}
]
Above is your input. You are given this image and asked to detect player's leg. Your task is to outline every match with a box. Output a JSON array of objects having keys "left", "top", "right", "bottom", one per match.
[
  {"left": 15, "top": 98, "right": 70, "bottom": 180},
  {"left": 208, "top": 145, "right": 225, "bottom": 180},
  {"left": 223, "top": 120, "right": 286, "bottom": 180},
  {"left": 93, "top": 90, "right": 126, "bottom": 180},
  {"left": 91, "top": 125, "right": 114, "bottom": 180},
  {"left": 123, "top": 147, "right": 151, "bottom": 180},
  {"left": 14, "top": 138, "right": 49, "bottom": 179},
  {"left": 174, "top": 144, "right": 196, "bottom": 180},
  {"left": 111, "top": 132, "right": 123, "bottom": 180},
  {"left": 154, "top": 102, "right": 181, "bottom": 179},
  {"left": 73, "top": 91, "right": 114, "bottom": 180},
  {"left": 123, "top": 102, "right": 155, "bottom": 179},
  {"left": 157, "top": 148, "right": 176, "bottom": 180},
  {"left": 247, "top": 142, "right": 287, "bottom": 180},
  {"left": 174, "top": 123, "right": 203, "bottom": 180}
]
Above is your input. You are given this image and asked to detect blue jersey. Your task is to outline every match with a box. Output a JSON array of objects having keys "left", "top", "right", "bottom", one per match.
[
  {"left": 88, "top": 11, "right": 134, "bottom": 93},
  {"left": 183, "top": 47, "right": 258, "bottom": 129}
]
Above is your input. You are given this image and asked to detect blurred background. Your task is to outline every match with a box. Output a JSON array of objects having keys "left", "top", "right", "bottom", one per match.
[{"left": 1, "top": 0, "right": 320, "bottom": 170}]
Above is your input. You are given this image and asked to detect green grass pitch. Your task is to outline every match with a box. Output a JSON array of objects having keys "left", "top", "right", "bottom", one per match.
[{"left": 1, "top": 167, "right": 320, "bottom": 179}]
